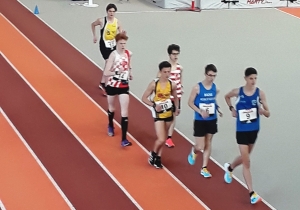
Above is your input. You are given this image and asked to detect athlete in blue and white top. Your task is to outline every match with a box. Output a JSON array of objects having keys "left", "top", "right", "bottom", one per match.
[
  {"left": 187, "top": 64, "right": 222, "bottom": 178},
  {"left": 224, "top": 67, "right": 270, "bottom": 205}
]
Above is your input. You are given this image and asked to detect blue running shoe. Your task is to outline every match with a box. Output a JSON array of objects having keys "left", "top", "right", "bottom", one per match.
[
  {"left": 108, "top": 126, "right": 114, "bottom": 136},
  {"left": 200, "top": 168, "right": 212, "bottom": 178},
  {"left": 224, "top": 163, "right": 232, "bottom": 184},
  {"left": 121, "top": 139, "right": 132, "bottom": 147},
  {"left": 188, "top": 149, "right": 197, "bottom": 165},
  {"left": 250, "top": 192, "right": 262, "bottom": 204}
]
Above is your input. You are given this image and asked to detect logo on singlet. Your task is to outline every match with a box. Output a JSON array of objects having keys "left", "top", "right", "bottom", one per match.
[{"left": 204, "top": 93, "right": 213, "bottom": 97}]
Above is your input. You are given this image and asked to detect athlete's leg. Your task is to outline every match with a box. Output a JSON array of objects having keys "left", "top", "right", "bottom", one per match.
[
  {"left": 107, "top": 94, "right": 116, "bottom": 136},
  {"left": 149, "top": 120, "right": 169, "bottom": 168},
  {"left": 165, "top": 115, "right": 176, "bottom": 147},
  {"left": 188, "top": 120, "right": 205, "bottom": 165},
  {"left": 229, "top": 144, "right": 255, "bottom": 170},
  {"left": 202, "top": 133, "right": 214, "bottom": 168},
  {"left": 118, "top": 93, "right": 132, "bottom": 146},
  {"left": 238, "top": 144, "right": 253, "bottom": 192},
  {"left": 188, "top": 136, "right": 204, "bottom": 165},
  {"left": 154, "top": 121, "right": 167, "bottom": 155}
]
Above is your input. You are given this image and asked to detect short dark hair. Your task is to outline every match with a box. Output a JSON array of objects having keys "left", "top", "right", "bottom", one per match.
[
  {"left": 167, "top": 44, "right": 180, "bottom": 55},
  {"left": 205, "top": 64, "right": 217, "bottom": 74},
  {"left": 159, "top": 61, "right": 171, "bottom": 71},
  {"left": 245, "top": 67, "right": 257, "bottom": 77},
  {"left": 106, "top": 3, "right": 117, "bottom": 12}
]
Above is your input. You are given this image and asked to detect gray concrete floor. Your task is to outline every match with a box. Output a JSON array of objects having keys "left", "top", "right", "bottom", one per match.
[{"left": 17, "top": 0, "right": 300, "bottom": 209}]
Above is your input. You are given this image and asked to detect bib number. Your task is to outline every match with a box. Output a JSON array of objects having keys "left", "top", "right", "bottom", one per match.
[
  {"left": 199, "top": 103, "right": 215, "bottom": 115},
  {"left": 104, "top": 39, "right": 116, "bottom": 48},
  {"left": 238, "top": 108, "right": 257, "bottom": 122},
  {"left": 114, "top": 71, "right": 129, "bottom": 81},
  {"left": 119, "top": 71, "right": 129, "bottom": 80},
  {"left": 157, "top": 99, "right": 173, "bottom": 112}
]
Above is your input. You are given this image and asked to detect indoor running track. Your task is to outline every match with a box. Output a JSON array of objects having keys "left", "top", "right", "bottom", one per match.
[{"left": 1, "top": 0, "right": 297, "bottom": 209}]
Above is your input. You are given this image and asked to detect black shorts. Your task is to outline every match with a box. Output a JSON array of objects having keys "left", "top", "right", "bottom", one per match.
[
  {"left": 106, "top": 86, "right": 129, "bottom": 96},
  {"left": 154, "top": 116, "right": 174, "bottom": 122},
  {"left": 193, "top": 119, "right": 218, "bottom": 137},
  {"left": 99, "top": 43, "right": 116, "bottom": 60},
  {"left": 236, "top": 130, "right": 259, "bottom": 145}
]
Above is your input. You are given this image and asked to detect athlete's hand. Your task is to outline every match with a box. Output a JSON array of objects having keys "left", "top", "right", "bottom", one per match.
[
  {"left": 259, "top": 107, "right": 265, "bottom": 115},
  {"left": 199, "top": 109, "right": 209, "bottom": 119},
  {"left": 231, "top": 109, "right": 237, "bottom": 118},
  {"left": 218, "top": 110, "right": 223, "bottom": 117},
  {"left": 175, "top": 109, "right": 180, "bottom": 116},
  {"left": 129, "top": 74, "right": 133, "bottom": 80},
  {"left": 155, "top": 104, "right": 162, "bottom": 112},
  {"left": 93, "top": 36, "right": 97, "bottom": 43}
]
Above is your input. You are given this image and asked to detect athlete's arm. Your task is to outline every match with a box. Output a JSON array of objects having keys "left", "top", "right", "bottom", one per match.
[
  {"left": 188, "top": 84, "right": 202, "bottom": 114},
  {"left": 91, "top": 18, "right": 102, "bottom": 43},
  {"left": 259, "top": 90, "right": 270, "bottom": 118},
  {"left": 142, "top": 81, "right": 155, "bottom": 107},
  {"left": 171, "top": 81, "right": 179, "bottom": 114},
  {"left": 180, "top": 66, "right": 183, "bottom": 91},
  {"left": 127, "top": 51, "right": 133, "bottom": 79},
  {"left": 225, "top": 88, "right": 239, "bottom": 117},
  {"left": 216, "top": 88, "right": 223, "bottom": 117},
  {"left": 225, "top": 88, "right": 239, "bottom": 109},
  {"left": 103, "top": 52, "right": 116, "bottom": 76},
  {"left": 117, "top": 20, "right": 125, "bottom": 34}
]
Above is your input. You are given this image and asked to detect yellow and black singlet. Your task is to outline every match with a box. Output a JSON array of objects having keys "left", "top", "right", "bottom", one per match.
[
  {"left": 151, "top": 78, "right": 173, "bottom": 119},
  {"left": 100, "top": 17, "right": 118, "bottom": 49}
]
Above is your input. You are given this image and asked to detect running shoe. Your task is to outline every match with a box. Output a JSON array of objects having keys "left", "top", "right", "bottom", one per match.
[
  {"left": 165, "top": 138, "right": 175, "bottom": 148},
  {"left": 148, "top": 153, "right": 156, "bottom": 167},
  {"left": 188, "top": 149, "right": 197, "bottom": 165},
  {"left": 154, "top": 156, "right": 163, "bottom": 169},
  {"left": 201, "top": 168, "right": 212, "bottom": 178},
  {"left": 250, "top": 192, "right": 262, "bottom": 204},
  {"left": 121, "top": 139, "right": 132, "bottom": 147},
  {"left": 107, "top": 126, "right": 114, "bottom": 137},
  {"left": 224, "top": 163, "right": 233, "bottom": 184}
]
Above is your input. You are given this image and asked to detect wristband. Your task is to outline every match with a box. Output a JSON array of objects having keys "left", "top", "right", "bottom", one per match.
[{"left": 229, "top": 106, "right": 234, "bottom": 111}]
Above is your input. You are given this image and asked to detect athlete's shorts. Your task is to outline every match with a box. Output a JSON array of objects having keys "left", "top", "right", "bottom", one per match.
[
  {"left": 236, "top": 130, "right": 259, "bottom": 145},
  {"left": 99, "top": 43, "right": 116, "bottom": 60},
  {"left": 154, "top": 116, "right": 174, "bottom": 122},
  {"left": 106, "top": 86, "right": 129, "bottom": 96},
  {"left": 193, "top": 119, "right": 217, "bottom": 137}
]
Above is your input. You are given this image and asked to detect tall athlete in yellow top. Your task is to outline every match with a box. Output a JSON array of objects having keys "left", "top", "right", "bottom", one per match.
[
  {"left": 142, "top": 61, "right": 180, "bottom": 169},
  {"left": 91, "top": 4, "right": 124, "bottom": 96}
]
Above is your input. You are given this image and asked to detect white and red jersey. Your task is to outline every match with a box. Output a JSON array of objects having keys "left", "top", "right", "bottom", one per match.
[
  {"left": 107, "top": 50, "right": 131, "bottom": 88},
  {"left": 169, "top": 63, "right": 183, "bottom": 99}
]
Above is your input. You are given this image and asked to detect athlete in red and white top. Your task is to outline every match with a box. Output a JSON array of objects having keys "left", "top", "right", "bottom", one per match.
[
  {"left": 157, "top": 44, "right": 183, "bottom": 148},
  {"left": 104, "top": 32, "right": 133, "bottom": 147}
]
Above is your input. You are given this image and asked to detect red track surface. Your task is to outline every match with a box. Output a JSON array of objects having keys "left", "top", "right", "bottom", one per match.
[{"left": 0, "top": 0, "right": 278, "bottom": 209}]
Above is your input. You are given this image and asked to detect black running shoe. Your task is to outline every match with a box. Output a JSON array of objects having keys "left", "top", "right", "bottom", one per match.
[
  {"left": 154, "top": 156, "right": 163, "bottom": 169},
  {"left": 148, "top": 152, "right": 156, "bottom": 166}
]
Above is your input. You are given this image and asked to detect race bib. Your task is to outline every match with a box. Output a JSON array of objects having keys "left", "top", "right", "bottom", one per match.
[
  {"left": 238, "top": 108, "right": 257, "bottom": 122},
  {"left": 114, "top": 71, "right": 129, "bottom": 81},
  {"left": 156, "top": 99, "right": 173, "bottom": 112},
  {"left": 199, "top": 103, "right": 215, "bottom": 115},
  {"left": 119, "top": 71, "right": 129, "bottom": 80},
  {"left": 104, "top": 39, "right": 116, "bottom": 48}
]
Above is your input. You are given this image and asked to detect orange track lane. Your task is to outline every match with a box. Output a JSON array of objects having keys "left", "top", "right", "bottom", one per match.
[
  {"left": 0, "top": 111, "right": 71, "bottom": 210},
  {"left": 279, "top": 7, "right": 300, "bottom": 18},
  {"left": 0, "top": 14, "right": 206, "bottom": 210}
]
